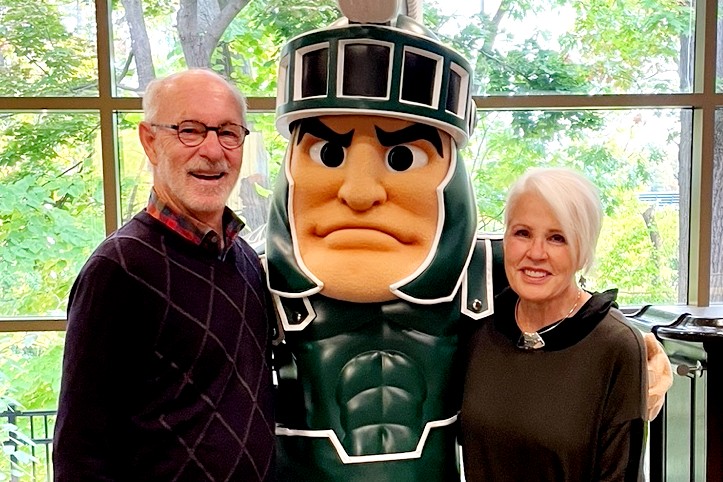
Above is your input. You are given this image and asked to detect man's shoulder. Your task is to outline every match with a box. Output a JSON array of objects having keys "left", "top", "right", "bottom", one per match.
[{"left": 89, "top": 212, "right": 162, "bottom": 261}]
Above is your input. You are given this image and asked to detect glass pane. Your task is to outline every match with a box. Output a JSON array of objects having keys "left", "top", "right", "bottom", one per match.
[
  {"left": 0, "top": 113, "right": 105, "bottom": 317},
  {"left": 719, "top": 2, "right": 723, "bottom": 93},
  {"left": 111, "top": 0, "right": 696, "bottom": 96},
  {"left": 0, "top": 0, "right": 97, "bottom": 96},
  {"left": 712, "top": 109, "right": 723, "bottom": 302},
  {"left": 118, "top": 112, "right": 283, "bottom": 236},
  {"left": 429, "top": 0, "right": 695, "bottom": 95},
  {"left": 111, "top": 0, "right": 340, "bottom": 97},
  {"left": 466, "top": 109, "right": 686, "bottom": 305},
  {"left": 0, "top": 331, "right": 61, "bottom": 479}
]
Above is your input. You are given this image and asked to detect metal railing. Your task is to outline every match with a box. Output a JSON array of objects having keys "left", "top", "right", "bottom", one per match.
[
  {"left": 628, "top": 305, "right": 722, "bottom": 482},
  {"left": 1, "top": 406, "right": 55, "bottom": 481}
]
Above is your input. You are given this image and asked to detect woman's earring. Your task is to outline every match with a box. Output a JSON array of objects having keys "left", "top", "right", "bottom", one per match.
[{"left": 578, "top": 275, "right": 586, "bottom": 289}]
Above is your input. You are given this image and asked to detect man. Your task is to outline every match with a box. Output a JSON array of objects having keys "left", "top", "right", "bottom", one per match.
[
  {"left": 265, "top": 1, "right": 671, "bottom": 480},
  {"left": 53, "top": 69, "right": 276, "bottom": 481}
]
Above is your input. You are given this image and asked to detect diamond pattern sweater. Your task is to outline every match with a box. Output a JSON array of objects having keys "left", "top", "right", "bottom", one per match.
[{"left": 53, "top": 211, "right": 275, "bottom": 481}]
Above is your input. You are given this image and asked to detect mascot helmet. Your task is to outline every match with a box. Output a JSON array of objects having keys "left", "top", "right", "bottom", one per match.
[
  {"left": 275, "top": 0, "right": 476, "bottom": 147},
  {"left": 267, "top": 0, "right": 479, "bottom": 303}
]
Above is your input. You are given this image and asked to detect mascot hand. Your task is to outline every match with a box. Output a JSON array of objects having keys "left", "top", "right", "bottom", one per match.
[{"left": 644, "top": 332, "right": 673, "bottom": 421}]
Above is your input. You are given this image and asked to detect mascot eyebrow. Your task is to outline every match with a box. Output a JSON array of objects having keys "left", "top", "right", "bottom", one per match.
[
  {"left": 295, "top": 118, "right": 444, "bottom": 157},
  {"left": 295, "top": 118, "right": 354, "bottom": 147},
  {"left": 375, "top": 124, "right": 443, "bottom": 157}
]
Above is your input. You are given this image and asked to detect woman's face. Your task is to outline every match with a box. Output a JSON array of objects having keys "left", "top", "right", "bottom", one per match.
[{"left": 503, "top": 192, "right": 578, "bottom": 306}]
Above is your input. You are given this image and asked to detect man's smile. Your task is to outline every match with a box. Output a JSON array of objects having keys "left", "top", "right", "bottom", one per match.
[{"left": 189, "top": 170, "right": 226, "bottom": 181}]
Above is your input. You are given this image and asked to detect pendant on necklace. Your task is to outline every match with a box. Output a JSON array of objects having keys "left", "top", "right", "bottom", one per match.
[
  {"left": 518, "top": 331, "right": 545, "bottom": 350},
  {"left": 515, "top": 289, "right": 582, "bottom": 351}
]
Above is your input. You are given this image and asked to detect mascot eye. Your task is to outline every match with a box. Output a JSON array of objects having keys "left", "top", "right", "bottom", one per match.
[
  {"left": 386, "top": 145, "right": 429, "bottom": 172},
  {"left": 309, "top": 141, "right": 346, "bottom": 168}
]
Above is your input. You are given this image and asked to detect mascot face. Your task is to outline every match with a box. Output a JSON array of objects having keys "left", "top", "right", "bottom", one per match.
[{"left": 289, "top": 114, "right": 452, "bottom": 302}]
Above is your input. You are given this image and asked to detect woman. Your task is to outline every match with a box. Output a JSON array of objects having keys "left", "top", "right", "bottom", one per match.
[{"left": 461, "top": 167, "right": 647, "bottom": 482}]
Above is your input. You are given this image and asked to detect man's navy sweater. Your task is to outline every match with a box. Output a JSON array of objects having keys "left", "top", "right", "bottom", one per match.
[{"left": 53, "top": 211, "right": 276, "bottom": 481}]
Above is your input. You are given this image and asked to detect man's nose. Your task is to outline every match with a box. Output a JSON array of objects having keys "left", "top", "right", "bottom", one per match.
[{"left": 197, "top": 130, "right": 226, "bottom": 157}]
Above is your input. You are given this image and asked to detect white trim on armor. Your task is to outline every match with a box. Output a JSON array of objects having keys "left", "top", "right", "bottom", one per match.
[
  {"left": 272, "top": 292, "right": 316, "bottom": 332},
  {"left": 294, "top": 42, "right": 332, "bottom": 101},
  {"left": 280, "top": 17, "right": 442, "bottom": 48},
  {"left": 461, "top": 237, "right": 495, "bottom": 320},
  {"left": 276, "top": 107, "right": 468, "bottom": 144},
  {"left": 278, "top": 54, "right": 289, "bottom": 105},
  {"left": 276, "top": 413, "right": 459, "bottom": 464},
  {"left": 446, "top": 62, "right": 470, "bottom": 119}
]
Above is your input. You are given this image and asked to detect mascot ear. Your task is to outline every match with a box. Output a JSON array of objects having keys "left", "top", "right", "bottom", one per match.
[{"left": 337, "top": 0, "right": 400, "bottom": 24}]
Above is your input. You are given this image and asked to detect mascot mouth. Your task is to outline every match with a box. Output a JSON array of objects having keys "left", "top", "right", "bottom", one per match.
[
  {"left": 314, "top": 220, "right": 417, "bottom": 247},
  {"left": 322, "top": 228, "right": 402, "bottom": 249}
]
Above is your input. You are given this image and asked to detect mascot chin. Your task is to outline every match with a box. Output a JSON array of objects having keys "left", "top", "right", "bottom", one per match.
[{"left": 264, "top": 0, "right": 505, "bottom": 479}]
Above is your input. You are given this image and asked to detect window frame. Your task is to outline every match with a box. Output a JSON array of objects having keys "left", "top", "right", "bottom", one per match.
[{"left": 0, "top": 0, "right": 720, "bottom": 332}]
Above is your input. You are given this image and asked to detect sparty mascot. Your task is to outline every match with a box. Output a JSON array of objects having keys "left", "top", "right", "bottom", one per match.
[{"left": 262, "top": 0, "right": 672, "bottom": 480}]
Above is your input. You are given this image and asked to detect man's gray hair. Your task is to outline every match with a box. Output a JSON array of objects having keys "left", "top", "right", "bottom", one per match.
[{"left": 142, "top": 68, "right": 247, "bottom": 124}]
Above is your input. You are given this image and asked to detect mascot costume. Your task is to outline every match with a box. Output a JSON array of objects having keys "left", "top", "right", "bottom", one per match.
[{"left": 263, "top": 0, "right": 672, "bottom": 480}]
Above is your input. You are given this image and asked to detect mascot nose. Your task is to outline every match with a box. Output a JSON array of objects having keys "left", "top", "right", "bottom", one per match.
[{"left": 337, "top": 157, "right": 388, "bottom": 211}]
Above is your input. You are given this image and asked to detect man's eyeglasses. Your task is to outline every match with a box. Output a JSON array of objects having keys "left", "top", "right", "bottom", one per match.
[{"left": 151, "top": 120, "right": 250, "bottom": 149}]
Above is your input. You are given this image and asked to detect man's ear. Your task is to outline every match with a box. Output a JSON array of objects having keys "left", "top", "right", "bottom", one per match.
[{"left": 138, "top": 121, "right": 159, "bottom": 166}]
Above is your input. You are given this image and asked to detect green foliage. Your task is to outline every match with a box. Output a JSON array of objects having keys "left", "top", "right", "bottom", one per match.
[
  {"left": 0, "top": 114, "right": 104, "bottom": 316},
  {"left": 248, "top": 113, "right": 289, "bottom": 185},
  {"left": 489, "top": 40, "right": 591, "bottom": 94},
  {"left": 0, "top": 333, "right": 64, "bottom": 410},
  {"left": 1, "top": 332, "right": 60, "bottom": 481},
  {"left": 209, "top": 0, "right": 340, "bottom": 97},
  {"left": 0, "top": 3, "right": 691, "bottom": 479},
  {"left": 244, "top": 0, "right": 340, "bottom": 45},
  {"left": 0, "top": 0, "right": 96, "bottom": 96},
  {"left": 565, "top": 0, "right": 692, "bottom": 92},
  {"left": 590, "top": 200, "right": 678, "bottom": 304}
]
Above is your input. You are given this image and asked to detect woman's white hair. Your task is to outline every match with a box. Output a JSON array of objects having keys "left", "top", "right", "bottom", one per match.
[
  {"left": 504, "top": 167, "right": 603, "bottom": 273},
  {"left": 141, "top": 68, "right": 247, "bottom": 124}
]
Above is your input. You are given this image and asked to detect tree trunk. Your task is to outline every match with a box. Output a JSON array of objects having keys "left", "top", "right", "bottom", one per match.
[
  {"left": 120, "top": 0, "right": 156, "bottom": 90},
  {"left": 177, "top": 0, "right": 250, "bottom": 68}
]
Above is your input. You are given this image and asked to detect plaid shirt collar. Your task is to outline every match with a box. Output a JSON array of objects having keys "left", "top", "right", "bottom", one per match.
[{"left": 146, "top": 190, "right": 245, "bottom": 257}]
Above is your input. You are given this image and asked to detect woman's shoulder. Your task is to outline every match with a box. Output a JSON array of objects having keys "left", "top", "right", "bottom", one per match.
[
  {"left": 601, "top": 306, "right": 644, "bottom": 338},
  {"left": 595, "top": 305, "right": 646, "bottom": 359}
]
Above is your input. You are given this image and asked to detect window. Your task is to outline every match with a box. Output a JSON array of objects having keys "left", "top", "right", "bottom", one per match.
[{"left": 1, "top": 0, "right": 721, "bottom": 475}]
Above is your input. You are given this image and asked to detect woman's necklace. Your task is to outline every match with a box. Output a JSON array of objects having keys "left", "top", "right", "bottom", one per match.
[{"left": 516, "top": 289, "right": 582, "bottom": 350}]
